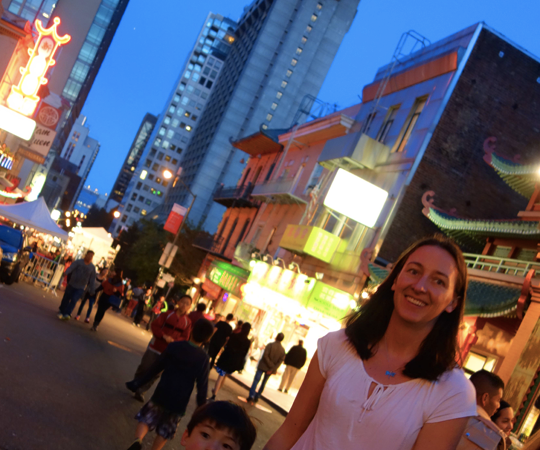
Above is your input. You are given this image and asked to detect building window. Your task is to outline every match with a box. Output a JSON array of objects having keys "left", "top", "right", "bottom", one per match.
[
  {"left": 317, "top": 2, "right": 323, "bottom": 9},
  {"left": 463, "top": 351, "right": 497, "bottom": 377},
  {"left": 143, "top": 185, "right": 150, "bottom": 191},
  {"left": 145, "top": 199, "right": 152, "bottom": 206},
  {"left": 271, "top": 103, "right": 278, "bottom": 110},
  {"left": 159, "top": 127, "right": 166, "bottom": 136},
  {"left": 157, "top": 152, "right": 164, "bottom": 160},
  {"left": 291, "top": 58, "right": 298, "bottom": 67},
  {"left": 306, "top": 25, "right": 313, "bottom": 33},
  {"left": 148, "top": 174, "right": 154, "bottom": 180},
  {"left": 172, "top": 158, "right": 178, "bottom": 165},
  {"left": 362, "top": 112, "right": 377, "bottom": 134},
  {"left": 150, "top": 148, "right": 157, "bottom": 157},
  {"left": 376, "top": 106, "right": 399, "bottom": 144},
  {"left": 156, "top": 177, "right": 162, "bottom": 184},
  {"left": 276, "top": 91, "right": 283, "bottom": 99},
  {"left": 395, "top": 97, "right": 427, "bottom": 153},
  {"left": 131, "top": 193, "right": 137, "bottom": 200},
  {"left": 126, "top": 204, "right": 132, "bottom": 212},
  {"left": 152, "top": 163, "right": 159, "bottom": 171},
  {"left": 164, "top": 117, "right": 171, "bottom": 125},
  {"left": 134, "top": 206, "right": 140, "bottom": 213},
  {"left": 138, "top": 195, "right": 145, "bottom": 202},
  {"left": 296, "top": 47, "right": 303, "bottom": 55},
  {"left": 165, "top": 155, "right": 171, "bottom": 162},
  {"left": 266, "top": 113, "right": 273, "bottom": 121},
  {"left": 286, "top": 69, "right": 293, "bottom": 77},
  {"left": 136, "top": 182, "right": 142, "bottom": 189},
  {"left": 162, "top": 140, "right": 170, "bottom": 149},
  {"left": 166, "top": 130, "right": 174, "bottom": 139},
  {"left": 121, "top": 215, "right": 127, "bottom": 223},
  {"left": 311, "top": 14, "right": 318, "bottom": 22}
]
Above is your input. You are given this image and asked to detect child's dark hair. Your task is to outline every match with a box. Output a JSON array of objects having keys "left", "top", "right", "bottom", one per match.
[
  {"left": 186, "top": 401, "right": 256, "bottom": 450},
  {"left": 191, "top": 318, "right": 214, "bottom": 343}
]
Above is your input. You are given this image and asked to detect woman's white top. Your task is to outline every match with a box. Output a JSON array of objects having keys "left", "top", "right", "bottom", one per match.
[{"left": 291, "top": 329, "right": 476, "bottom": 450}]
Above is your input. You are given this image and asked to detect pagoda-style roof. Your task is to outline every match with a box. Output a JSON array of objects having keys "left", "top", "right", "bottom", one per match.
[
  {"left": 421, "top": 191, "right": 540, "bottom": 251},
  {"left": 483, "top": 137, "right": 539, "bottom": 198},
  {"left": 367, "top": 263, "right": 522, "bottom": 318}
]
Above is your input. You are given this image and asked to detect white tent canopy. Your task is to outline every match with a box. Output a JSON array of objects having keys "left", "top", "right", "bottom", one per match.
[
  {"left": 0, "top": 197, "right": 69, "bottom": 240},
  {"left": 71, "top": 227, "right": 116, "bottom": 263}
]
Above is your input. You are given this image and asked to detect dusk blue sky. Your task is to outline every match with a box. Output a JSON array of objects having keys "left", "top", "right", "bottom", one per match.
[{"left": 83, "top": 0, "right": 540, "bottom": 196}]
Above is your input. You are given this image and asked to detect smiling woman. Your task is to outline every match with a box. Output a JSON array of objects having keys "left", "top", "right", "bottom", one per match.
[{"left": 263, "top": 235, "right": 476, "bottom": 450}]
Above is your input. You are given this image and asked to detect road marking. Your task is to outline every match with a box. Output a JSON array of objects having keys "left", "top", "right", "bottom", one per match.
[{"left": 108, "top": 340, "right": 138, "bottom": 354}]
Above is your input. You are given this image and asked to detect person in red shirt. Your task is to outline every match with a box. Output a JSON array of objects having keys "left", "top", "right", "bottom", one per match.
[
  {"left": 130, "top": 294, "right": 193, "bottom": 402},
  {"left": 188, "top": 302, "right": 207, "bottom": 326}
]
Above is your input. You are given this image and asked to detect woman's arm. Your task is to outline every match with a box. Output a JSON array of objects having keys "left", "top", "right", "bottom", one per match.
[
  {"left": 264, "top": 351, "right": 326, "bottom": 450},
  {"left": 412, "top": 417, "right": 469, "bottom": 450}
]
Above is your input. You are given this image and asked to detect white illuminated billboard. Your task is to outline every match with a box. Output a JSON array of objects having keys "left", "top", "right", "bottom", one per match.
[
  {"left": 323, "top": 168, "right": 388, "bottom": 228},
  {"left": 0, "top": 105, "right": 36, "bottom": 141}
]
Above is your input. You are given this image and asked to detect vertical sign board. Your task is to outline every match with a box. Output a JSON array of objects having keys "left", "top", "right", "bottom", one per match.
[{"left": 164, "top": 203, "right": 187, "bottom": 234}]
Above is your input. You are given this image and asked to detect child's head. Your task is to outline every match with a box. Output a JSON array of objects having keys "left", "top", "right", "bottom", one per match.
[
  {"left": 182, "top": 401, "right": 256, "bottom": 450},
  {"left": 191, "top": 318, "right": 215, "bottom": 344}
]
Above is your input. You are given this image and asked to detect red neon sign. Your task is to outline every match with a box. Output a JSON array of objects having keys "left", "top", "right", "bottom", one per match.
[{"left": 7, "top": 17, "right": 71, "bottom": 117}]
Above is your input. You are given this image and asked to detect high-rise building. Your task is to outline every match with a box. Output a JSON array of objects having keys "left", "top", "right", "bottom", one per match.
[
  {"left": 41, "top": 115, "right": 100, "bottom": 210},
  {"left": 108, "top": 113, "right": 157, "bottom": 206},
  {"left": 157, "top": 0, "right": 360, "bottom": 233},
  {"left": 110, "top": 12, "right": 237, "bottom": 234}
]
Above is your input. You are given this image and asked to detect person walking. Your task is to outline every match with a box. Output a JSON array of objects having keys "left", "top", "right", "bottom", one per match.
[
  {"left": 248, "top": 332, "right": 285, "bottom": 404},
  {"left": 208, "top": 313, "right": 235, "bottom": 367},
  {"left": 146, "top": 295, "right": 168, "bottom": 331},
  {"left": 264, "top": 235, "right": 477, "bottom": 450},
  {"left": 58, "top": 251, "right": 96, "bottom": 320},
  {"left": 125, "top": 318, "right": 215, "bottom": 450},
  {"left": 278, "top": 340, "right": 307, "bottom": 394},
  {"left": 457, "top": 370, "right": 506, "bottom": 450},
  {"left": 211, "top": 322, "right": 252, "bottom": 400},
  {"left": 130, "top": 294, "right": 193, "bottom": 403},
  {"left": 133, "top": 288, "right": 152, "bottom": 327},
  {"left": 75, "top": 268, "right": 108, "bottom": 323},
  {"left": 90, "top": 269, "right": 124, "bottom": 331},
  {"left": 188, "top": 302, "right": 207, "bottom": 326}
]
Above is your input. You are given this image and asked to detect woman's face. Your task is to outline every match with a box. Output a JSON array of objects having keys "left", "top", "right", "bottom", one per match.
[
  {"left": 392, "top": 245, "right": 459, "bottom": 327},
  {"left": 494, "top": 407, "right": 515, "bottom": 436}
]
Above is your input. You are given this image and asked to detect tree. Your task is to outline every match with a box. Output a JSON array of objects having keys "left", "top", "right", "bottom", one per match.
[{"left": 83, "top": 205, "right": 115, "bottom": 229}]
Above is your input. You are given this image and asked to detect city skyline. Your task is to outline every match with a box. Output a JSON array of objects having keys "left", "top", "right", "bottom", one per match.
[{"left": 83, "top": 0, "right": 540, "bottom": 196}]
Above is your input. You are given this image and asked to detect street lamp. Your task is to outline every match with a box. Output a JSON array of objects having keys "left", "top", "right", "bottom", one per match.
[
  {"left": 163, "top": 169, "right": 173, "bottom": 179},
  {"left": 113, "top": 210, "right": 121, "bottom": 219},
  {"left": 65, "top": 211, "right": 71, "bottom": 218}
]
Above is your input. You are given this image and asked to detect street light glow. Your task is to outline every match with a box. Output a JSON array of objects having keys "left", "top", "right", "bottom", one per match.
[
  {"left": 163, "top": 169, "right": 173, "bottom": 179},
  {"left": 113, "top": 210, "right": 121, "bottom": 218}
]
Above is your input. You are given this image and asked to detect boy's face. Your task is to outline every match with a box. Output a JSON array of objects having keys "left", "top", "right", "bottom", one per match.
[{"left": 181, "top": 421, "right": 241, "bottom": 450}]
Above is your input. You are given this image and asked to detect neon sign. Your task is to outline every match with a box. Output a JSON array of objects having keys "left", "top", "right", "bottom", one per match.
[
  {"left": 7, "top": 17, "right": 71, "bottom": 117},
  {"left": 0, "top": 144, "right": 13, "bottom": 170}
]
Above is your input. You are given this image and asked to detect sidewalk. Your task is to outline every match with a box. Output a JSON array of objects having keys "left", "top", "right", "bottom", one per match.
[{"left": 228, "top": 359, "right": 297, "bottom": 416}]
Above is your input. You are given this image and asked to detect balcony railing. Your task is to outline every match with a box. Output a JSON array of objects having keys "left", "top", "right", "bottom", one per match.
[
  {"left": 193, "top": 235, "right": 225, "bottom": 255},
  {"left": 463, "top": 253, "right": 540, "bottom": 278},
  {"left": 213, "top": 184, "right": 254, "bottom": 208},
  {"left": 251, "top": 177, "right": 308, "bottom": 204}
]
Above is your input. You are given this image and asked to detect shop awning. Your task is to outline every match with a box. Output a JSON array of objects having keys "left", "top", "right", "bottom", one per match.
[{"left": 206, "top": 260, "right": 250, "bottom": 298}]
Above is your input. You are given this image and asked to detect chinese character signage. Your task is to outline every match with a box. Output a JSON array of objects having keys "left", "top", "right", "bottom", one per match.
[{"left": 207, "top": 260, "right": 250, "bottom": 298}]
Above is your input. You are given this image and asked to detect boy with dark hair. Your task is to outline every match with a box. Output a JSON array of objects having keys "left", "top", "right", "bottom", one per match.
[
  {"left": 126, "top": 318, "right": 215, "bottom": 450},
  {"left": 181, "top": 401, "right": 257, "bottom": 450}
]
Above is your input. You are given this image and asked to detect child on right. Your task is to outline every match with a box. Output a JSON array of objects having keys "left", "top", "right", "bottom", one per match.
[{"left": 181, "top": 401, "right": 257, "bottom": 450}]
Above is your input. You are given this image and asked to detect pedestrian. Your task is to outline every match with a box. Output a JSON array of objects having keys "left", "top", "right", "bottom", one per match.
[
  {"left": 57, "top": 251, "right": 96, "bottom": 320},
  {"left": 457, "top": 370, "right": 506, "bottom": 450},
  {"left": 75, "top": 267, "right": 108, "bottom": 323},
  {"left": 491, "top": 400, "right": 515, "bottom": 450},
  {"left": 179, "top": 401, "right": 257, "bottom": 450},
  {"left": 121, "top": 278, "right": 132, "bottom": 312},
  {"left": 133, "top": 288, "right": 152, "bottom": 326},
  {"left": 264, "top": 235, "right": 477, "bottom": 450},
  {"left": 247, "top": 332, "right": 285, "bottom": 404},
  {"left": 208, "top": 313, "right": 235, "bottom": 367},
  {"left": 188, "top": 302, "right": 207, "bottom": 325},
  {"left": 233, "top": 320, "right": 244, "bottom": 334},
  {"left": 125, "top": 318, "right": 215, "bottom": 450},
  {"left": 130, "top": 294, "right": 193, "bottom": 402},
  {"left": 146, "top": 295, "right": 168, "bottom": 331},
  {"left": 211, "top": 322, "right": 252, "bottom": 400},
  {"left": 278, "top": 339, "right": 307, "bottom": 394},
  {"left": 91, "top": 269, "right": 124, "bottom": 331}
]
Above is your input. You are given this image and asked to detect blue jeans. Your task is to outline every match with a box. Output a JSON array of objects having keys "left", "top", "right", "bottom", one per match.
[
  {"left": 249, "top": 369, "right": 271, "bottom": 400},
  {"left": 77, "top": 292, "right": 96, "bottom": 319},
  {"left": 59, "top": 285, "right": 85, "bottom": 317}
]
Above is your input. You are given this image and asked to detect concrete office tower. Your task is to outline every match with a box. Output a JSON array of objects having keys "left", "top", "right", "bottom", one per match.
[
  {"left": 110, "top": 13, "right": 237, "bottom": 234},
  {"left": 108, "top": 113, "right": 158, "bottom": 206},
  {"left": 162, "top": 0, "right": 360, "bottom": 233},
  {"left": 41, "top": 116, "right": 100, "bottom": 210}
]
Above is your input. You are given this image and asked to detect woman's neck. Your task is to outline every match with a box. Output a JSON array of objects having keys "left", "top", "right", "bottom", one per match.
[{"left": 383, "top": 313, "right": 434, "bottom": 361}]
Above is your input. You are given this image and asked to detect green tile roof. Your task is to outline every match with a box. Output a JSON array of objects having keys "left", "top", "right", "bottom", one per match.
[
  {"left": 425, "top": 207, "right": 540, "bottom": 252},
  {"left": 367, "top": 263, "right": 522, "bottom": 318},
  {"left": 489, "top": 153, "right": 539, "bottom": 198}
]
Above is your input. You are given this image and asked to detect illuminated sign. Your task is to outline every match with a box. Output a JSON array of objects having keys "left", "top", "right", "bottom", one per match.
[
  {"left": 324, "top": 168, "right": 388, "bottom": 228},
  {"left": 279, "top": 224, "right": 341, "bottom": 263},
  {"left": 7, "top": 17, "right": 71, "bottom": 117},
  {"left": 0, "top": 105, "right": 36, "bottom": 140},
  {"left": 207, "top": 260, "right": 250, "bottom": 297}
]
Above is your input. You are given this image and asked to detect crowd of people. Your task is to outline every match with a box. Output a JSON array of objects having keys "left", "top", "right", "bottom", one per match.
[{"left": 48, "top": 236, "right": 540, "bottom": 450}]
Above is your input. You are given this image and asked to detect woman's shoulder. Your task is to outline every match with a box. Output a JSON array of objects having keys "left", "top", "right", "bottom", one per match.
[{"left": 432, "top": 366, "right": 476, "bottom": 398}]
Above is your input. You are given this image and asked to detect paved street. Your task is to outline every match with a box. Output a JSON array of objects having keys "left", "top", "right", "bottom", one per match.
[{"left": 0, "top": 283, "right": 284, "bottom": 450}]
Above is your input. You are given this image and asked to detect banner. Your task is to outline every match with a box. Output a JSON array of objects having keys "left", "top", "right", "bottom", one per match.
[{"left": 164, "top": 203, "right": 187, "bottom": 234}]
